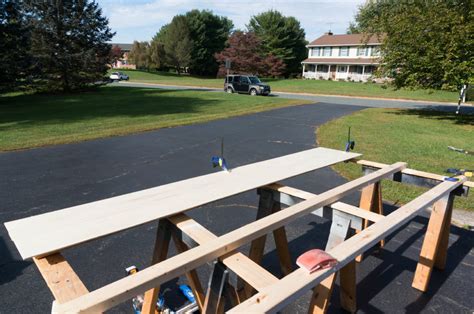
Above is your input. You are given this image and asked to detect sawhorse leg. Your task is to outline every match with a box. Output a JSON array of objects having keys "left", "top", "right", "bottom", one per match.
[
  {"left": 356, "top": 182, "right": 384, "bottom": 262},
  {"left": 412, "top": 193, "right": 454, "bottom": 292},
  {"left": 308, "top": 213, "right": 353, "bottom": 313},
  {"left": 203, "top": 261, "right": 239, "bottom": 314},
  {"left": 242, "top": 188, "right": 293, "bottom": 299},
  {"left": 142, "top": 219, "right": 172, "bottom": 314}
]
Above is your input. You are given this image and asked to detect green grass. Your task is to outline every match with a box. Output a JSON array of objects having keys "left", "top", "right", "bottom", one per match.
[
  {"left": 0, "top": 86, "right": 308, "bottom": 151},
  {"left": 118, "top": 69, "right": 460, "bottom": 103},
  {"left": 317, "top": 108, "right": 474, "bottom": 211}
]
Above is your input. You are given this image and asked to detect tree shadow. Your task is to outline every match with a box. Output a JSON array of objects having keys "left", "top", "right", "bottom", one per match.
[
  {"left": 387, "top": 106, "right": 474, "bottom": 126},
  {"left": 0, "top": 87, "right": 219, "bottom": 129}
]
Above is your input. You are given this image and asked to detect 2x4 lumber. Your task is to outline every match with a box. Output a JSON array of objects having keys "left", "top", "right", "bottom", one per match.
[
  {"left": 265, "top": 183, "right": 384, "bottom": 224},
  {"left": 6, "top": 148, "right": 360, "bottom": 260},
  {"left": 142, "top": 220, "right": 171, "bottom": 314},
  {"left": 33, "top": 253, "right": 88, "bottom": 304},
  {"left": 228, "top": 177, "right": 465, "bottom": 313},
  {"left": 356, "top": 159, "right": 474, "bottom": 189},
  {"left": 412, "top": 193, "right": 454, "bottom": 292},
  {"left": 54, "top": 162, "right": 406, "bottom": 313},
  {"left": 167, "top": 214, "right": 278, "bottom": 292}
]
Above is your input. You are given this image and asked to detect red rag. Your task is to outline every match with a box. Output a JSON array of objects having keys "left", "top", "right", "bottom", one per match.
[{"left": 296, "top": 249, "right": 337, "bottom": 273}]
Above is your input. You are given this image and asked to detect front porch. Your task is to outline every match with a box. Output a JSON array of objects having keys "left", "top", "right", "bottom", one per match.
[{"left": 302, "top": 64, "right": 377, "bottom": 82}]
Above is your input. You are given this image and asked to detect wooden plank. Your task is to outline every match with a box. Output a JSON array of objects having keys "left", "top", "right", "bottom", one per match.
[
  {"left": 33, "top": 253, "right": 88, "bottom": 304},
  {"left": 142, "top": 220, "right": 171, "bottom": 314},
  {"left": 228, "top": 178, "right": 464, "bottom": 313},
  {"left": 265, "top": 183, "right": 384, "bottom": 223},
  {"left": 339, "top": 261, "right": 356, "bottom": 313},
  {"left": 6, "top": 148, "right": 360, "bottom": 260},
  {"left": 412, "top": 193, "right": 454, "bottom": 292},
  {"left": 53, "top": 162, "right": 406, "bottom": 313},
  {"left": 356, "top": 159, "right": 474, "bottom": 189},
  {"left": 434, "top": 196, "right": 453, "bottom": 271},
  {"left": 167, "top": 214, "right": 278, "bottom": 292}
]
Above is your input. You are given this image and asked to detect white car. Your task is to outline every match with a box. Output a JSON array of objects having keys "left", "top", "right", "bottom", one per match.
[{"left": 109, "top": 72, "right": 129, "bottom": 81}]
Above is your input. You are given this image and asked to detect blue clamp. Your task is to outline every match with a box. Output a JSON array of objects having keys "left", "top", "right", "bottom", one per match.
[{"left": 211, "top": 156, "right": 228, "bottom": 171}]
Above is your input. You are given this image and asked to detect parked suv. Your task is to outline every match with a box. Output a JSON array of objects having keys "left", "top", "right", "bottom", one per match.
[{"left": 224, "top": 75, "right": 271, "bottom": 96}]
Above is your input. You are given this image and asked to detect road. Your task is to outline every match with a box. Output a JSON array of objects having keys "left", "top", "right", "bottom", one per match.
[
  {"left": 116, "top": 80, "right": 462, "bottom": 110},
  {"left": 1, "top": 103, "right": 473, "bottom": 313}
]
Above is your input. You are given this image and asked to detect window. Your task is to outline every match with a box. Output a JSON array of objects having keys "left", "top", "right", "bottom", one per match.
[
  {"left": 311, "top": 48, "right": 320, "bottom": 57},
  {"left": 358, "top": 47, "right": 368, "bottom": 56},
  {"left": 337, "top": 66, "right": 347, "bottom": 73},
  {"left": 339, "top": 46, "right": 349, "bottom": 57},
  {"left": 241, "top": 77, "right": 250, "bottom": 84},
  {"left": 323, "top": 47, "right": 332, "bottom": 56},
  {"left": 317, "top": 65, "right": 329, "bottom": 72},
  {"left": 371, "top": 46, "right": 380, "bottom": 56}
]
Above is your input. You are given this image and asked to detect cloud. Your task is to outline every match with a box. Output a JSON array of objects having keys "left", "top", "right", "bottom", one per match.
[{"left": 98, "top": 0, "right": 365, "bottom": 43}]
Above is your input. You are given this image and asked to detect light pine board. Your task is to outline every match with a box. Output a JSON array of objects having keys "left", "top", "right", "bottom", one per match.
[{"left": 5, "top": 147, "right": 360, "bottom": 260}]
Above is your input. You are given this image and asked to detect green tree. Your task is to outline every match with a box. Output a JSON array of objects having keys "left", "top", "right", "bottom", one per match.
[
  {"left": 129, "top": 41, "right": 151, "bottom": 70},
  {"left": 26, "top": 0, "right": 114, "bottom": 92},
  {"left": 185, "top": 10, "right": 233, "bottom": 76},
  {"left": 352, "top": 0, "right": 473, "bottom": 90},
  {"left": 0, "top": 1, "right": 31, "bottom": 92},
  {"left": 162, "top": 15, "right": 193, "bottom": 74},
  {"left": 149, "top": 24, "right": 169, "bottom": 70},
  {"left": 248, "top": 10, "right": 307, "bottom": 77}
]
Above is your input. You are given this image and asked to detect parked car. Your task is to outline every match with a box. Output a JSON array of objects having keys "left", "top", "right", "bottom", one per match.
[
  {"left": 109, "top": 72, "right": 129, "bottom": 81},
  {"left": 224, "top": 75, "right": 271, "bottom": 96}
]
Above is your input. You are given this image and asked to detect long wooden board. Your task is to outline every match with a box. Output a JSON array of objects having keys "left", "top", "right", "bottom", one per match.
[
  {"left": 53, "top": 162, "right": 405, "bottom": 313},
  {"left": 5, "top": 147, "right": 360, "bottom": 260},
  {"left": 228, "top": 178, "right": 465, "bottom": 313}
]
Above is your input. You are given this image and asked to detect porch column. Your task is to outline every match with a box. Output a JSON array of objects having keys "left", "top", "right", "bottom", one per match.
[
  {"left": 327, "top": 64, "right": 330, "bottom": 79},
  {"left": 302, "top": 63, "right": 305, "bottom": 76},
  {"left": 362, "top": 65, "right": 365, "bottom": 75}
]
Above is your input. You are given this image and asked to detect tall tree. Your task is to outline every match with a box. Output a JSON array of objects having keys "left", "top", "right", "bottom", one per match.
[
  {"left": 129, "top": 41, "right": 151, "bottom": 70},
  {"left": 26, "top": 0, "right": 114, "bottom": 92},
  {"left": 185, "top": 10, "right": 233, "bottom": 76},
  {"left": 0, "top": 1, "right": 31, "bottom": 92},
  {"left": 162, "top": 15, "right": 193, "bottom": 74},
  {"left": 149, "top": 24, "right": 169, "bottom": 70},
  {"left": 248, "top": 10, "right": 307, "bottom": 77},
  {"left": 351, "top": 0, "right": 473, "bottom": 90},
  {"left": 215, "top": 31, "right": 285, "bottom": 77}
]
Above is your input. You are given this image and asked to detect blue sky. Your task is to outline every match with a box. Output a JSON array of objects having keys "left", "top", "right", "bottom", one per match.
[{"left": 97, "top": 0, "right": 366, "bottom": 43}]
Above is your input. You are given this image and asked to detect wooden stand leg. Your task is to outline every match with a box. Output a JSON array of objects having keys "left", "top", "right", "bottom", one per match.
[
  {"left": 203, "top": 261, "right": 229, "bottom": 314},
  {"left": 412, "top": 193, "right": 454, "bottom": 292},
  {"left": 142, "top": 219, "right": 172, "bottom": 314},
  {"left": 339, "top": 260, "right": 357, "bottom": 313},
  {"left": 434, "top": 197, "right": 453, "bottom": 271},
  {"left": 356, "top": 182, "right": 383, "bottom": 262},
  {"left": 171, "top": 226, "right": 206, "bottom": 310},
  {"left": 272, "top": 201, "right": 293, "bottom": 277},
  {"left": 308, "top": 214, "right": 351, "bottom": 313}
]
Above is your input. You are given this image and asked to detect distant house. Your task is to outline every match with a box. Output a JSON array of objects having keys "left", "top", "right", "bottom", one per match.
[
  {"left": 302, "top": 33, "right": 385, "bottom": 82},
  {"left": 111, "top": 43, "right": 136, "bottom": 69}
]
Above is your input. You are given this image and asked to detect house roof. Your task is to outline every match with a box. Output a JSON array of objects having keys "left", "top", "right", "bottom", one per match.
[
  {"left": 307, "top": 33, "right": 384, "bottom": 47},
  {"left": 302, "top": 58, "right": 380, "bottom": 65},
  {"left": 111, "top": 43, "right": 133, "bottom": 51}
]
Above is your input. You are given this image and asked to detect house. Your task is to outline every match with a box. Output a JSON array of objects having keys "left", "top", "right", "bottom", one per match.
[
  {"left": 111, "top": 43, "right": 136, "bottom": 69},
  {"left": 302, "top": 33, "right": 385, "bottom": 82}
]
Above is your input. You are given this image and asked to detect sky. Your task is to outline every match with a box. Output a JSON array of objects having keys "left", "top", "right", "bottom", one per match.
[{"left": 97, "top": 0, "right": 366, "bottom": 43}]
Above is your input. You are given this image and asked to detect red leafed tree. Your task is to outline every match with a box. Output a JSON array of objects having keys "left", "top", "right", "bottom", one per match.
[
  {"left": 110, "top": 45, "right": 123, "bottom": 64},
  {"left": 215, "top": 31, "right": 285, "bottom": 77}
]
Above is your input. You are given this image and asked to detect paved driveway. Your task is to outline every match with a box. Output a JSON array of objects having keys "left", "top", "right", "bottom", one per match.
[{"left": 0, "top": 103, "right": 472, "bottom": 313}]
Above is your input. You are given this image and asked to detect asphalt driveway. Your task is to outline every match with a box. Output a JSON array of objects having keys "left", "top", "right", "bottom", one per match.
[{"left": 0, "top": 103, "right": 472, "bottom": 313}]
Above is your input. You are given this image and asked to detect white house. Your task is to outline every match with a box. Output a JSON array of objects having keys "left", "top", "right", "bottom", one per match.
[{"left": 302, "top": 33, "right": 384, "bottom": 82}]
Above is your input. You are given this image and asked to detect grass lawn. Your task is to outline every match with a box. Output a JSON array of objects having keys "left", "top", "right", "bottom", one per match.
[
  {"left": 0, "top": 86, "right": 308, "bottom": 151},
  {"left": 317, "top": 108, "right": 474, "bottom": 211},
  {"left": 118, "top": 69, "right": 460, "bottom": 103}
]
